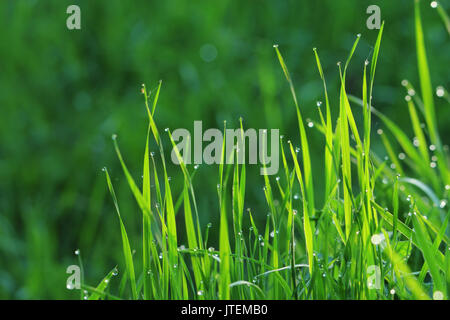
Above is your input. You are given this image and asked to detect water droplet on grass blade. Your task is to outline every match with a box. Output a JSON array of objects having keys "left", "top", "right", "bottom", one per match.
[
  {"left": 436, "top": 86, "right": 445, "bottom": 97},
  {"left": 370, "top": 233, "right": 384, "bottom": 245},
  {"left": 433, "top": 291, "right": 444, "bottom": 300}
]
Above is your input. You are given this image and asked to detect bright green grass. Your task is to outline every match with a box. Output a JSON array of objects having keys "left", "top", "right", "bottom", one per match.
[{"left": 83, "top": 2, "right": 449, "bottom": 300}]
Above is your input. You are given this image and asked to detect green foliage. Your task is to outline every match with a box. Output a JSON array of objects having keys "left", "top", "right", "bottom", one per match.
[
  {"left": 83, "top": 3, "right": 449, "bottom": 299},
  {"left": 0, "top": 1, "right": 448, "bottom": 300}
]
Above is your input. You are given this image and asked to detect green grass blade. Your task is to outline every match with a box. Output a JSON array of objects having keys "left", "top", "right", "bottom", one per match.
[{"left": 104, "top": 169, "right": 138, "bottom": 299}]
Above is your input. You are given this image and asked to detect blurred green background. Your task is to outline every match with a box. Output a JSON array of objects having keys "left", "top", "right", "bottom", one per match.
[{"left": 0, "top": 0, "right": 448, "bottom": 299}]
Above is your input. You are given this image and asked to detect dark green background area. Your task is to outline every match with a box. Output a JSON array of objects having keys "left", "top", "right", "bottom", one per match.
[{"left": 0, "top": 0, "right": 448, "bottom": 298}]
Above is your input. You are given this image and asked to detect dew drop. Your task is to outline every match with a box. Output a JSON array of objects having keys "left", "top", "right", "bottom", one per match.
[
  {"left": 436, "top": 86, "right": 445, "bottom": 97},
  {"left": 433, "top": 291, "right": 444, "bottom": 300},
  {"left": 370, "top": 233, "right": 384, "bottom": 245}
]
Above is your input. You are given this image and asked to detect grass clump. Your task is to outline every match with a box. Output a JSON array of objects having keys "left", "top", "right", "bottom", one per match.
[{"left": 83, "top": 3, "right": 449, "bottom": 300}]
